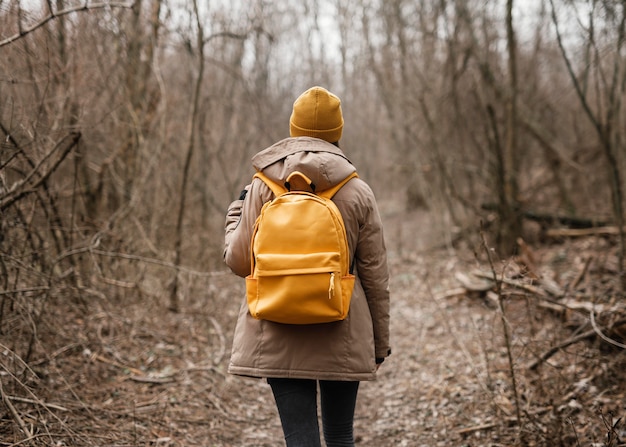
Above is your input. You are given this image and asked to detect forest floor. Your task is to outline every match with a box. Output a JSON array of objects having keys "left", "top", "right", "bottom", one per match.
[{"left": 2, "top": 210, "right": 626, "bottom": 446}]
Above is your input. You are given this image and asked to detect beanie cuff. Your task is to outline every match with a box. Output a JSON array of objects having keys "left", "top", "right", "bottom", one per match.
[{"left": 289, "top": 120, "right": 343, "bottom": 143}]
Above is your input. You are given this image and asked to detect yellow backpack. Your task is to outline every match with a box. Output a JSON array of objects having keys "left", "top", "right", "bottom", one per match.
[{"left": 246, "top": 170, "right": 358, "bottom": 324}]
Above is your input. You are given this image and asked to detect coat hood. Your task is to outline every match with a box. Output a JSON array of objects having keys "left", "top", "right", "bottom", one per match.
[{"left": 251, "top": 137, "right": 356, "bottom": 193}]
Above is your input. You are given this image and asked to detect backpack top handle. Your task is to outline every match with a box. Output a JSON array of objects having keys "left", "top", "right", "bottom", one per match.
[{"left": 285, "top": 171, "right": 315, "bottom": 192}]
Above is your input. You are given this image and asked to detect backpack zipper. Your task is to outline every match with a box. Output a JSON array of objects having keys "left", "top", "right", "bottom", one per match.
[{"left": 328, "top": 272, "right": 335, "bottom": 299}]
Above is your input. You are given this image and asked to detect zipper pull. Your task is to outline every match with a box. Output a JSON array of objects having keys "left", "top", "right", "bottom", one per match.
[{"left": 328, "top": 272, "right": 335, "bottom": 299}]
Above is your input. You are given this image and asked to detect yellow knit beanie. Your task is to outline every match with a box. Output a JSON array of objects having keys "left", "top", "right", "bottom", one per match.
[{"left": 289, "top": 86, "right": 344, "bottom": 143}]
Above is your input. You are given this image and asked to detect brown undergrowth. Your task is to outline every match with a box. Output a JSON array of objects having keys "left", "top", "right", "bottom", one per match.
[{"left": 1, "top": 217, "right": 625, "bottom": 446}]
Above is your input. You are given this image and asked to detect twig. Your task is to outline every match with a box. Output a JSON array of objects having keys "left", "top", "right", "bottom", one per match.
[
  {"left": 570, "top": 256, "right": 593, "bottom": 290},
  {"left": 0, "top": 376, "right": 32, "bottom": 438},
  {"left": 91, "top": 353, "right": 144, "bottom": 376},
  {"left": 600, "top": 411, "right": 622, "bottom": 447},
  {"left": 567, "top": 417, "right": 582, "bottom": 447},
  {"left": 457, "top": 422, "right": 497, "bottom": 435},
  {"left": 128, "top": 375, "right": 175, "bottom": 384},
  {"left": 27, "top": 344, "right": 80, "bottom": 369},
  {"left": 6, "top": 395, "right": 68, "bottom": 412},
  {"left": 183, "top": 365, "right": 224, "bottom": 378}
]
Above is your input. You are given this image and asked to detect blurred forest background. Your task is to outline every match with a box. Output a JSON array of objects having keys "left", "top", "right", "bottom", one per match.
[{"left": 1, "top": 0, "right": 626, "bottom": 445}]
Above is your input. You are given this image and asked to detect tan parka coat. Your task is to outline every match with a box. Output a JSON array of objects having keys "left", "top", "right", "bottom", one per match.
[{"left": 224, "top": 137, "right": 390, "bottom": 381}]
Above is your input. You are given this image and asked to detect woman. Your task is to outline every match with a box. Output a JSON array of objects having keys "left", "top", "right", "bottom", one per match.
[{"left": 224, "top": 86, "right": 391, "bottom": 446}]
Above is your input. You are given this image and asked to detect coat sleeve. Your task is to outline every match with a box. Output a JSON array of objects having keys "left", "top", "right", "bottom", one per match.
[
  {"left": 354, "top": 184, "right": 391, "bottom": 361},
  {"left": 223, "top": 179, "right": 271, "bottom": 277}
]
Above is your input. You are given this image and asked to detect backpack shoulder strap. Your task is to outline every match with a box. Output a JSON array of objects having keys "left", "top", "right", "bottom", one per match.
[
  {"left": 318, "top": 172, "right": 359, "bottom": 199},
  {"left": 253, "top": 171, "right": 287, "bottom": 197}
]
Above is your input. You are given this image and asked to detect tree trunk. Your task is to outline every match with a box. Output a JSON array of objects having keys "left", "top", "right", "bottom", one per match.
[
  {"left": 498, "top": 0, "right": 522, "bottom": 255},
  {"left": 169, "top": 0, "right": 205, "bottom": 312}
]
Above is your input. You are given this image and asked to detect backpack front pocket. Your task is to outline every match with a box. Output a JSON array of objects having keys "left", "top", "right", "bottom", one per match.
[{"left": 247, "top": 252, "right": 348, "bottom": 324}]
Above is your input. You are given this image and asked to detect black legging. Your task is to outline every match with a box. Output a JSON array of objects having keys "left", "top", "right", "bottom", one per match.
[{"left": 267, "top": 378, "right": 360, "bottom": 447}]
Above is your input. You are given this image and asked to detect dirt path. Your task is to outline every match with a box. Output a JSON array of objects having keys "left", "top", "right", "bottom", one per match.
[
  {"left": 355, "top": 253, "right": 498, "bottom": 446},
  {"left": 210, "top": 211, "right": 506, "bottom": 446},
  {"left": 211, "top": 249, "right": 504, "bottom": 446}
]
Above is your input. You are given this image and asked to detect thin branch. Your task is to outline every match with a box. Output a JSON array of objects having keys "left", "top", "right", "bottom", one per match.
[
  {"left": 526, "top": 327, "right": 597, "bottom": 370},
  {"left": 527, "top": 318, "right": 626, "bottom": 370},
  {"left": 479, "top": 225, "right": 523, "bottom": 425},
  {"left": 590, "top": 311, "right": 626, "bottom": 350},
  {"left": 54, "top": 245, "right": 228, "bottom": 278},
  {"left": 7, "top": 395, "right": 68, "bottom": 412},
  {"left": 548, "top": 0, "right": 603, "bottom": 135},
  {"left": 0, "top": 2, "right": 134, "bottom": 48},
  {"left": 0, "top": 132, "right": 81, "bottom": 211},
  {"left": 204, "top": 30, "right": 250, "bottom": 45},
  {"left": 2, "top": 133, "right": 76, "bottom": 197},
  {"left": 0, "top": 286, "right": 50, "bottom": 296}
]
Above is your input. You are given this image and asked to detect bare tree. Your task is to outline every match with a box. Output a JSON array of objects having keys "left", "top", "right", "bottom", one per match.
[{"left": 549, "top": 0, "right": 626, "bottom": 292}]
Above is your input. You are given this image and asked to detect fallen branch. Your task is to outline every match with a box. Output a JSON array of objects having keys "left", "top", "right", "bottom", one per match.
[
  {"left": 471, "top": 270, "right": 559, "bottom": 297},
  {"left": 527, "top": 318, "right": 626, "bottom": 370},
  {"left": 545, "top": 226, "right": 624, "bottom": 238},
  {"left": 481, "top": 204, "right": 610, "bottom": 228},
  {"left": 526, "top": 328, "right": 597, "bottom": 370},
  {"left": 556, "top": 298, "right": 625, "bottom": 314},
  {"left": 522, "top": 210, "right": 610, "bottom": 229},
  {"left": 434, "top": 287, "right": 468, "bottom": 300},
  {"left": 455, "top": 271, "right": 494, "bottom": 292}
]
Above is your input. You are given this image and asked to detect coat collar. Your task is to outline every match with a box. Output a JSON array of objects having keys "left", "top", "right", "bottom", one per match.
[{"left": 252, "top": 137, "right": 351, "bottom": 171}]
